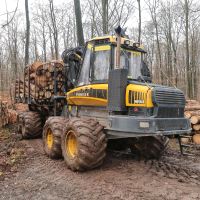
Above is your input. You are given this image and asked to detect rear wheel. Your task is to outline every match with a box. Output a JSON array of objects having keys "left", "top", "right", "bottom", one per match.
[
  {"left": 61, "top": 118, "right": 107, "bottom": 171},
  {"left": 43, "top": 117, "right": 67, "bottom": 159},
  {"left": 19, "top": 111, "right": 42, "bottom": 139},
  {"left": 130, "top": 136, "right": 169, "bottom": 159}
]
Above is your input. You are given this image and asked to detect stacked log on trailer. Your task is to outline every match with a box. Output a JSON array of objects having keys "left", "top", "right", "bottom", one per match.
[
  {"left": 185, "top": 100, "right": 200, "bottom": 144},
  {"left": 23, "top": 61, "right": 43, "bottom": 101},
  {"left": 23, "top": 60, "right": 65, "bottom": 103},
  {"left": 14, "top": 48, "right": 84, "bottom": 115},
  {"left": 35, "top": 61, "right": 65, "bottom": 102},
  {"left": 14, "top": 79, "right": 24, "bottom": 103},
  {"left": 15, "top": 60, "right": 65, "bottom": 114}
]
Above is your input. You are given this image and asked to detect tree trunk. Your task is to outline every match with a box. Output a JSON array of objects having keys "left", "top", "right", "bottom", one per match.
[
  {"left": 137, "top": 0, "right": 141, "bottom": 43},
  {"left": 42, "top": 27, "right": 47, "bottom": 62},
  {"left": 49, "top": 26, "right": 54, "bottom": 59},
  {"left": 74, "top": 0, "right": 85, "bottom": 46},
  {"left": 49, "top": 0, "right": 59, "bottom": 60},
  {"left": 25, "top": 0, "right": 30, "bottom": 66},
  {"left": 155, "top": 21, "right": 163, "bottom": 84},
  {"left": 102, "top": 0, "right": 108, "bottom": 34},
  {"left": 34, "top": 32, "right": 39, "bottom": 61},
  {"left": 185, "top": 0, "right": 191, "bottom": 98}
]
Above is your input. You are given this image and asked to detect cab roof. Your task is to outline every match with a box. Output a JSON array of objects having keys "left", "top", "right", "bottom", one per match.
[{"left": 88, "top": 35, "right": 145, "bottom": 51}]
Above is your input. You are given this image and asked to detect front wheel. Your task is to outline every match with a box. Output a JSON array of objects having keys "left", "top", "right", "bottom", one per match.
[{"left": 61, "top": 118, "right": 107, "bottom": 171}]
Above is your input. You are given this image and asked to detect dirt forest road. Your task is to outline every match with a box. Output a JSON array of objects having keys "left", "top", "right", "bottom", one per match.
[{"left": 1, "top": 136, "right": 200, "bottom": 200}]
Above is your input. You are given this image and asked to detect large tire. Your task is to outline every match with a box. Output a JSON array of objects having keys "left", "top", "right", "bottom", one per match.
[
  {"left": 130, "top": 136, "right": 169, "bottom": 159},
  {"left": 43, "top": 117, "right": 68, "bottom": 159},
  {"left": 61, "top": 118, "right": 107, "bottom": 171},
  {"left": 20, "top": 111, "right": 42, "bottom": 139}
]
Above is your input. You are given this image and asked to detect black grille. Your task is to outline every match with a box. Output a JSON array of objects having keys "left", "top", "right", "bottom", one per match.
[
  {"left": 157, "top": 119, "right": 188, "bottom": 131},
  {"left": 153, "top": 88, "right": 185, "bottom": 106},
  {"left": 156, "top": 107, "right": 184, "bottom": 118},
  {"left": 153, "top": 87, "right": 185, "bottom": 118}
]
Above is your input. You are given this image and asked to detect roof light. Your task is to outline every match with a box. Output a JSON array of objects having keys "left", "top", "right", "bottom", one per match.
[
  {"left": 124, "top": 40, "right": 130, "bottom": 45},
  {"left": 133, "top": 42, "right": 140, "bottom": 48}
]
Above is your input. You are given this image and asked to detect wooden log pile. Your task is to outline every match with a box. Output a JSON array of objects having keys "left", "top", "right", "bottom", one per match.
[
  {"left": 15, "top": 79, "right": 24, "bottom": 103},
  {"left": 0, "top": 101, "right": 9, "bottom": 127},
  {"left": 19, "top": 60, "right": 65, "bottom": 105},
  {"left": 185, "top": 100, "right": 200, "bottom": 144},
  {"left": 8, "top": 109, "right": 17, "bottom": 124},
  {"left": 0, "top": 101, "right": 18, "bottom": 127},
  {"left": 34, "top": 61, "right": 65, "bottom": 102}
]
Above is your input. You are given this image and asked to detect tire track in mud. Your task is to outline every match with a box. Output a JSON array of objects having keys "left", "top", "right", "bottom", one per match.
[
  {"left": 1, "top": 138, "right": 200, "bottom": 200},
  {"left": 110, "top": 148, "right": 200, "bottom": 185},
  {"left": 143, "top": 150, "right": 200, "bottom": 185}
]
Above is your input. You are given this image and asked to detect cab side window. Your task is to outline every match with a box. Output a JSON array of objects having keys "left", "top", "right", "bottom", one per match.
[
  {"left": 93, "top": 49, "right": 110, "bottom": 81},
  {"left": 78, "top": 46, "right": 91, "bottom": 86}
]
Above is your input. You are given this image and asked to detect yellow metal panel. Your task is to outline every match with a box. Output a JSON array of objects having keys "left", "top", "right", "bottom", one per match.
[
  {"left": 87, "top": 43, "right": 110, "bottom": 51},
  {"left": 126, "top": 84, "right": 153, "bottom": 108},
  {"left": 88, "top": 35, "right": 144, "bottom": 49},
  {"left": 88, "top": 43, "right": 93, "bottom": 49},
  {"left": 68, "top": 97, "right": 107, "bottom": 107},
  {"left": 67, "top": 83, "right": 153, "bottom": 108},
  {"left": 89, "top": 36, "right": 116, "bottom": 43},
  {"left": 67, "top": 84, "right": 108, "bottom": 107},
  {"left": 67, "top": 84, "right": 108, "bottom": 93},
  {"left": 146, "top": 89, "right": 154, "bottom": 107},
  {"left": 95, "top": 45, "right": 111, "bottom": 51}
]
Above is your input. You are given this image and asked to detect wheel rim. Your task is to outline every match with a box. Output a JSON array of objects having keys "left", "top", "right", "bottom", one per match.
[
  {"left": 66, "top": 130, "right": 77, "bottom": 158},
  {"left": 46, "top": 129, "right": 53, "bottom": 149}
]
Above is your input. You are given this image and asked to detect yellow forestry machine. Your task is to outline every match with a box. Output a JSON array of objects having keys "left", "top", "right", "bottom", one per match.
[{"left": 16, "top": 26, "right": 191, "bottom": 171}]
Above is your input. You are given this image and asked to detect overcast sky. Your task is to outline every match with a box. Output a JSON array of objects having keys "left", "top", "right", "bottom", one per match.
[
  {"left": 0, "top": 0, "right": 149, "bottom": 33},
  {"left": 0, "top": 0, "right": 71, "bottom": 22}
]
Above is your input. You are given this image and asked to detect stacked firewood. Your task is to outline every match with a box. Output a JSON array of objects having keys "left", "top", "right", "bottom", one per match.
[
  {"left": 185, "top": 100, "right": 200, "bottom": 144},
  {"left": 0, "top": 101, "right": 18, "bottom": 127},
  {"left": 15, "top": 79, "right": 24, "bottom": 102},
  {"left": 8, "top": 109, "right": 17, "bottom": 124},
  {"left": 20, "top": 60, "right": 65, "bottom": 104},
  {"left": 0, "top": 101, "right": 9, "bottom": 127}
]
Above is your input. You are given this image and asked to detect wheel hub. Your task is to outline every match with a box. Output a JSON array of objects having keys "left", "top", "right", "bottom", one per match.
[
  {"left": 46, "top": 129, "right": 53, "bottom": 149},
  {"left": 66, "top": 130, "right": 77, "bottom": 158}
]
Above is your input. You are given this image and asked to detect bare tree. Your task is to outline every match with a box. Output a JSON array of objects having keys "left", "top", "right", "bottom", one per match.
[
  {"left": 74, "top": 0, "right": 85, "bottom": 46},
  {"left": 184, "top": 0, "right": 191, "bottom": 98},
  {"left": 25, "top": 0, "right": 30, "bottom": 66},
  {"left": 102, "top": 0, "right": 108, "bottom": 34},
  {"left": 145, "top": 0, "right": 163, "bottom": 84},
  {"left": 137, "top": 0, "right": 141, "bottom": 43},
  {"left": 49, "top": 0, "right": 59, "bottom": 59}
]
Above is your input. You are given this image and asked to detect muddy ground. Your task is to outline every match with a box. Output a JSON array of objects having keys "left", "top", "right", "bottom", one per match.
[{"left": 1, "top": 126, "right": 200, "bottom": 200}]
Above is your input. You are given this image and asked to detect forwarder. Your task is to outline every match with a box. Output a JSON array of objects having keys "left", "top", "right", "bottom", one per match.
[{"left": 17, "top": 26, "right": 191, "bottom": 171}]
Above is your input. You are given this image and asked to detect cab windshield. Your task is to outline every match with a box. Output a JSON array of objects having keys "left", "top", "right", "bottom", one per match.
[
  {"left": 114, "top": 47, "right": 143, "bottom": 80},
  {"left": 78, "top": 44, "right": 150, "bottom": 86}
]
